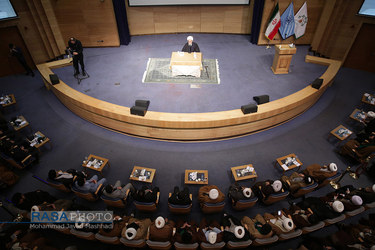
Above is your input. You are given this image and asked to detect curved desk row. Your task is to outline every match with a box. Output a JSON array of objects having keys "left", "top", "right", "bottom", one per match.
[{"left": 37, "top": 55, "right": 341, "bottom": 141}]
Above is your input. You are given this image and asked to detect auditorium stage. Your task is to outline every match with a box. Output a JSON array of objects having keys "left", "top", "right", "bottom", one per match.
[{"left": 53, "top": 34, "right": 326, "bottom": 113}]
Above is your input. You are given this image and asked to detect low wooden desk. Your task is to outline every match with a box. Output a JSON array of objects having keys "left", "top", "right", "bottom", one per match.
[
  {"left": 129, "top": 166, "right": 156, "bottom": 183},
  {"left": 82, "top": 154, "right": 110, "bottom": 174},
  {"left": 350, "top": 109, "right": 367, "bottom": 123},
  {"left": 184, "top": 170, "right": 208, "bottom": 185},
  {"left": 0, "top": 94, "right": 16, "bottom": 108},
  {"left": 330, "top": 125, "right": 352, "bottom": 141},
  {"left": 29, "top": 131, "right": 51, "bottom": 153},
  {"left": 231, "top": 164, "right": 257, "bottom": 181},
  {"left": 10, "top": 115, "right": 29, "bottom": 132},
  {"left": 275, "top": 153, "right": 302, "bottom": 173},
  {"left": 362, "top": 93, "right": 375, "bottom": 106}
]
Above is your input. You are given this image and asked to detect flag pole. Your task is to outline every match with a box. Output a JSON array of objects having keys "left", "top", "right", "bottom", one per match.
[{"left": 267, "top": 0, "right": 278, "bottom": 50}]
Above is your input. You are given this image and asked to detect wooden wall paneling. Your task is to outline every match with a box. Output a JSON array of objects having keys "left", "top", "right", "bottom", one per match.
[
  {"left": 25, "top": 0, "right": 55, "bottom": 59},
  {"left": 177, "top": 7, "right": 201, "bottom": 32},
  {"left": 52, "top": 0, "right": 119, "bottom": 47},
  {"left": 154, "top": 7, "right": 178, "bottom": 33},
  {"left": 40, "top": 0, "right": 65, "bottom": 54},
  {"left": 126, "top": 3, "right": 155, "bottom": 35},
  {"left": 310, "top": 0, "right": 336, "bottom": 51},
  {"left": 257, "top": 0, "right": 325, "bottom": 45},
  {"left": 31, "top": 0, "right": 60, "bottom": 57},
  {"left": 201, "top": 6, "right": 225, "bottom": 33},
  {"left": 240, "top": 1, "right": 254, "bottom": 34}
]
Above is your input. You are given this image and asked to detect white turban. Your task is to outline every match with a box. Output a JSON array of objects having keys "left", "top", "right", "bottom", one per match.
[
  {"left": 367, "top": 111, "right": 375, "bottom": 118},
  {"left": 187, "top": 36, "right": 193, "bottom": 41},
  {"left": 125, "top": 228, "right": 137, "bottom": 240},
  {"left": 155, "top": 216, "right": 165, "bottom": 229},
  {"left": 243, "top": 188, "right": 252, "bottom": 198},
  {"left": 329, "top": 163, "right": 338, "bottom": 172},
  {"left": 234, "top": 226, "right": 245, "bottom": 239},
  {"left": 282, "top": 218, "right": 294, "bottom": 231},
  {"left": 208, "top": 231, "right": 217, "bottom": 244},
  {"left": 209, "top": 189, "right": 219, "bottom": 200},
  {"left": 332, "top": 200, "right": 344, "bottom": 213},
  {"left": 372, "top": 184, "right": 375, "bottom": 193},
  {"left": 351, "top": 195, "right": 363, "bottom": 206},
  {"left": 272, "top": 180, "right": 282, "bottom": 192},
  {"left": 31, "top": 205, "right": 39, "bottom": 212}
]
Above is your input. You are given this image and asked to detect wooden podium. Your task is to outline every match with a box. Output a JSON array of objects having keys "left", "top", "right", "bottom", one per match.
[{"left": 271, "top": 44, "right": 297, "bottom": 74}]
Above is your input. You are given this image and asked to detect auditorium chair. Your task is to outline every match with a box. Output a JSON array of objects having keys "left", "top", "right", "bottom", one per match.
[
  {"left": 324, "top": 214, "right": 346, "bottom": 226},
  {"left": 120, "top": 237, "right": 147, "bottom": 248},
  {"left": 71, "top": 183, "right": 103, "bottom": 201},
  {"left": 290, "top": 182, "right": 318, "bottom": 198},
  {"left": 345, "top": 206, "right": 365, "bottom": 217},
  {"left": 252, "top": 235, "right": 278, "bottom": 246},
  {"left": 174, "top": 242, "right": 199, "bottom": 250},
  {"left": 147, "top": 240, "right": 173, "bottom": 250},
  {"left": 0, "top": 151, "right": 35, "bottom": 169},
  {"left": 231, "top": 196, "right": 258, "bottom": 211},
  {"left": 226, "top": 239, "right": 252, "bottom": 249},
  {"left": 200, "top": 241, "right": 226, "bottom": 250},
  {"left": 101, "top": 189, "right": 130, "bottom": 208},
  {"left": 301, "top": 221, "right": 325, "bottom": 234},
  {"left": 317, "top": 171, "right": 342, "bottom": 189},
  {"left": 70, "top": 229, "right": 96, "bottom": 241},
  {"left": 262, "top": 191, "right": 289, "bottom": 205},
  {"left": 47, "top": 177, "right": 73, "bottom": 193},
  {"left": 278, "top": 229, "right": 302, "bottom": 241},
  {"left": 168, "top": 193, "right": 192, "bottom": 214},
  {"left": 95, "top": 233, "right": 121, "bottom": 245},
  {"left": 134, "top": 192, "right": 160, "bottom": 212},
  {"left": 200, "top": 201, "right": 225, "bottom": 214},
  {"left": 365, "top": 201, "right": 375, "bottom": 210}
]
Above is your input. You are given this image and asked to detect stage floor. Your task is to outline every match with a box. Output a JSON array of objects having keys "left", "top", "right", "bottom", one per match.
[{"left": 54, "top": 34, "right": 326, "bottom": 113}]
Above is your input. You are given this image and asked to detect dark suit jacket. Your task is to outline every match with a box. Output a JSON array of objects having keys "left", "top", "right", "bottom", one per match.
[{"left": 149, "top": 220, "right": 175, "bottom": 242}]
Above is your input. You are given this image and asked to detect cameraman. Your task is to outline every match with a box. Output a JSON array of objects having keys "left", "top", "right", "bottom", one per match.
[{"left": 67, "top": 37, "right": 85, "bottom": 76}]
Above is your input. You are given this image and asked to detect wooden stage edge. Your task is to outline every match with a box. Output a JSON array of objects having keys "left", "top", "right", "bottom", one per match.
[{"left": 37, "top": 55, "right": 342, "bottom": 141}]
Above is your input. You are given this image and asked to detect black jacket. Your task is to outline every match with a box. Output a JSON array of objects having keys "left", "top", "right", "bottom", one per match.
[
  {"left": 68, "top": 39, "right": 83, "bottom": 55},
  {"left": 182, "top": 42, "right": 200, "bottom": 53}
]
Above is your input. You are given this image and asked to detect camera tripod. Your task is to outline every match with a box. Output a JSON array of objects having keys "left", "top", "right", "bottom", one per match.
[{"left": 74, "top": 70, "right": 90, "bottom": 85}]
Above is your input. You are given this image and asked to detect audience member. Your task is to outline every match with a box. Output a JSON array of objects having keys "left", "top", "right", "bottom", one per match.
[
  {"left": 222, "top": 213, "right": 250, "bottom": 242},
  {"left": 48, "top": 169, "right": 87, "bottom": 188},
  {"left": 149, "top": 216, "right": 175, "bottom": 242},
  {"left": 253, "top": 179, "right": 284, "bottom": 200},
  {"left": 122, "top": 216, "right": 152, "bottom": 241},
  {"left": 281, "top": 172, "right": 314, "bottom": 193},
  {"left": 302, "top": 162, "right": 338, "bottom": 183},
  {"left": 173, "top": 220, "right": 199, "bottom": 244},
  {"left": 99, "top": 215, "right": 129, "bottom": 238},
  {"left": 241, "top": 214, "right": 273, "bottom": 239},
  {"left": 228, "top": 182, "right": 255, "bottom": 206},
  {"left": 74, "top": 175, "right": 106, "bottom": 193},
  {"left": 168, "top": 186, "right": 192, "bottom": 205},
  {"left": 133, "top": 186, "right": 160, "bottom": 203},
  {"left": 198, "top": 185, "right": 225, "bottom": 204},
  {"left": 263, "top": 210, "right": 296, "bottom": 235},
  {"left": 103, "top": 180, "right": 135, "bottom": 200},
  {"left": 197, "top": 218, "right": 223, "bottom": 244},
  {"left": 11, "top": 190, "right": 56, "bottom": 210},
  {"left": 282, "top": 204, "right": 320, "bottom": 228}
]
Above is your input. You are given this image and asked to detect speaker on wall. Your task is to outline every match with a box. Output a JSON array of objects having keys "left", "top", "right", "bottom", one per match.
[
  {"left": 49, "top": 74, "right": 60, "bottom": 85},
  {"left": 253, "top": 95, "right": 269, "bottom": 104},
  {"left": 311, "top": 78, "right": 323, "bottom": 89},
  {"left": 241, "top": 104, "right": 258, "bottom": 114}
]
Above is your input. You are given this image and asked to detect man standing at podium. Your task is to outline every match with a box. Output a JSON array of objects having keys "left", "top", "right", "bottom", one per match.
[{"left": 182, "top": 36, "right": 200, "bottom": 53}]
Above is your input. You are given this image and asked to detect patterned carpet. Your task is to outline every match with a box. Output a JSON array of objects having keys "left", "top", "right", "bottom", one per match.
[{"left": 142, "top": 58, "right": 220, "bottom": 84}]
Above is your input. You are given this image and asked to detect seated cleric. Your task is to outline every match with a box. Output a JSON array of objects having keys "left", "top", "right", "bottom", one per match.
[{"left": 181, "top": 36, "right": 200, "bottom": 53}]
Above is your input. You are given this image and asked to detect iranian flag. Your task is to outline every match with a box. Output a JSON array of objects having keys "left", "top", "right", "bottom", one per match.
[{"left": 265, "top": 3, "right": 281, "bottom": 41}]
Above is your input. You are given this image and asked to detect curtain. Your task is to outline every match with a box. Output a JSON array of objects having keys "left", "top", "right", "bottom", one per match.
[
  {"left": 112, "top": 0, "right": 131, "bottom": 45},
  {"left": 250, "top": 0, "right": 265, "bottom": 44}
]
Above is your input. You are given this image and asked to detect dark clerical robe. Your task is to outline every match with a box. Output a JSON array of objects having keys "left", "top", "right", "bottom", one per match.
[{"left": 181, "top": 42, "right": 200, "bottom": 53}]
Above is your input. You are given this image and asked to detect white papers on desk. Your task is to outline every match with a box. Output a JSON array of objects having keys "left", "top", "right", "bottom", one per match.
[
  {"left": 19, "top": 121, "right": 26, "bottom": 126},
  {"left": 281, "top": 164, "right": 289, "bottom": 171},
  {"left": 139, "top": 176, "right": 146, "bottom": 181},
  {"left": 293, "top": 160, "right": 300, "bottom": 167}
]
